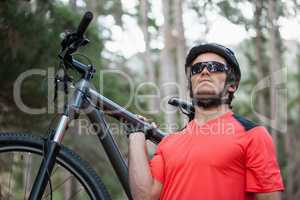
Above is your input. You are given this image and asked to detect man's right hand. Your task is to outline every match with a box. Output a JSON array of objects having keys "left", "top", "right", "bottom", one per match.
[
  {"left": 128, "top": 116, "right": 162, "bottom": 200},
  {"left": 125, "top": 115, "right": 158, "bottom": 139}
]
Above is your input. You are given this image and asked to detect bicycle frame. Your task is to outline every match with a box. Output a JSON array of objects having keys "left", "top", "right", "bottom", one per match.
[
  {"left": 28, "top": 76, "right": 165, "bottom": 200},
  {"left": 27, "top": 11, "right": 168, "bottom": 200}
]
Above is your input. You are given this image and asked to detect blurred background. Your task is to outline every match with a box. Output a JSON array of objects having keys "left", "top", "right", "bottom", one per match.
[{"left": 0, "top": 0, "right": 299, "bottom": 199}]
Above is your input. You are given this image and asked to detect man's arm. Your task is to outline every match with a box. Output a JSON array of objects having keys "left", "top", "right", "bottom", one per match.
[
  {"left": 255, "top": 191, "right": 281, "bottom": 200},
  {"left": 128, "top": 133, "right": 162, "bottom": 200}
]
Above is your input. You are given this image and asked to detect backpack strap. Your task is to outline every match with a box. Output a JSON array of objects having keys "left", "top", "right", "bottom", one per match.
[{"left": 233, "top": 114, "right": 258, "bottom": 131}]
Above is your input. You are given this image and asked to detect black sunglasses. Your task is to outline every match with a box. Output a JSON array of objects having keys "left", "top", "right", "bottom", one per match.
[{"left": 190, "top": 61, "right": 229, "bottom": 76}]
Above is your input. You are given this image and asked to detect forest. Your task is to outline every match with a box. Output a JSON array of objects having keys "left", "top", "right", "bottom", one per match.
[{"left": 0, "top": 0, "right": 299, "bottom": 199}]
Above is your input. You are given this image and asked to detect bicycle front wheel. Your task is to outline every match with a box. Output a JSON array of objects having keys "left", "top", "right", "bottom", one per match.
[{"left": 0, "top": 132, "right": 111, "bottom": 200}]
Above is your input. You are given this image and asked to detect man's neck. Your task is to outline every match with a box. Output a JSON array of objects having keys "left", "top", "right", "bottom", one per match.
[{"left": 194, "top": 104, "right": 231, "bottom": 126}]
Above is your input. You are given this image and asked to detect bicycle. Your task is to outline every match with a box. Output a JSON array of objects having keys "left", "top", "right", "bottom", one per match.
[{"left": 0, "top": 12, "right": 194, "bottom": 200}]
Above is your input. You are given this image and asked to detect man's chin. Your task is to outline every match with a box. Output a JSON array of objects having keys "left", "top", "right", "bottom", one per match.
[
  {"left": 194, "top": 92, "right": 217, "bottom": 99},
  {"left": 192, "top": 92, "right": 224, "bottom": 108}
]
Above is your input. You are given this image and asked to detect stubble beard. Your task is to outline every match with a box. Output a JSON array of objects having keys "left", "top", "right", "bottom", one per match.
[{"left": 192, "top": 86, "right": 228, "bottom": 109}]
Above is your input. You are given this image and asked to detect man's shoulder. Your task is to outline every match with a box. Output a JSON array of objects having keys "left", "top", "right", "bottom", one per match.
[
  {"left": 231, "top": 113, "right": 259, "bottom": 132},
  {"left": 230, "top": 113, "right": 273, "bottom": 137}
]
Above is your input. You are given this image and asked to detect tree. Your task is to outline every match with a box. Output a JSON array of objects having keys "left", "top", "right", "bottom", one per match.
[
  {"left": 267, "top": 0, "right": 285, "bottom": 148},
  {"left": 0, "top": 1, "right": 128, "bottom": 198},
  {"left": 139, "top": 0, "right": 157, "bottom": 113},
  {"left": 174, "top": 0, "right": 188, "bottom": 123},
  {"left": 160, "top": 0, "right": 178, "bottom": 132},
  {"left": 254, "top": 0, "right": 268, "bottom": 117}
]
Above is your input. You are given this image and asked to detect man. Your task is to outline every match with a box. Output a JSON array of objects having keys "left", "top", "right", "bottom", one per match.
[{"left": 128, "top": 43, "right": 284, "bottom": 200}]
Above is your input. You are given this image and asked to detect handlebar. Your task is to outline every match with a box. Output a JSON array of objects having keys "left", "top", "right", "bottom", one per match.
[
  {"left": 168, "top": 97, "right": 194, "bottom": 113},
  {"left": 58, "top": 12, "right": 96, "bottom": 78},
  {"left": 59, "top": 11, "right": 94, "bottom": 72},
  {"left": 168, "top": 97, "right": 195, "bottom": 121},
  {"left": 76, "top": 11, "right": 93, "bottom": 38}
]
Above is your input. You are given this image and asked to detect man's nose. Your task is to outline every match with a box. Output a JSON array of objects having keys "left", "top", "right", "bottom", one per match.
[{"left": 199, "top": 66, "right": 210, "bottom": 76}]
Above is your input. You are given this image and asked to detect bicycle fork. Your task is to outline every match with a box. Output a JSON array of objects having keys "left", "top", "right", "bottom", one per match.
[
  {"left": 28, "top": 79, "right": 88, "bottom": 200},
  {"left": 27, "top": 115, "right": 68, "bottom": 200}
]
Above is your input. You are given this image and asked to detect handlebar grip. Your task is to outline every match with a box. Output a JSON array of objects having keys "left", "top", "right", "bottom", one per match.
[
  {"left": 76, "top": 11, "right": 93, "bottom": 37},
  {"left": 168, "top": 97, "right": 194, "bottom": 112},
  {"left": 168, "top": 97, "right": 180, "bottom": 106}
]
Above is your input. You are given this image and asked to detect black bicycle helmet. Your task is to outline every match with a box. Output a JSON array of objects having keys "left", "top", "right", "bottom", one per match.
[{"left": 185, "top": 43, "right": 241, "bottom": 82}]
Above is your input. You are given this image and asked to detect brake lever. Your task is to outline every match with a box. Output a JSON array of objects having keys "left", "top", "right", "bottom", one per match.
[
  {"left": 59, "top": 11, "right": 93, "bottom": 60},
  {"left": 59, "top": 32, "right": 90, "bottom": 59}
]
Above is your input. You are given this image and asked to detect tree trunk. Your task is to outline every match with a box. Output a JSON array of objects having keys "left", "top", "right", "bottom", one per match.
[
  {"left": 297, "top": 44, "right": 300, "bottom": 200},
  {"left": 23, "top": 153, "right": 33, "bottom": 199},
  {"left": 139, "top": 0, "right": 157, "bottom": 113},
  {"left": 174, "top": 0, "right": 188, "bottom": 124},
  {"left": 254, "top": 0, "right": 267, "bottom": 117},
  {"left": 63, "top": 172, "right": 78, "bottom": 199},
  {"left": 267, "top": 0, "right": 286, "bottom": 148},
  {"left": 69, "top": 0, "right": 77, "bottom": 11},
  {"left": 286, "top": 43, "right": 300, "bottom": 200},
  {"left": 268, "top": 2, "right": 294, "bottom": 200},
  {"left": 160, "top": 0, "right": 177, "bottom": 132},
  {"left": 85, "top": 0, "right": 100, "bottom": 16},
  {"left": 63, "top": 172, "right": 72, "bottom": 199}
]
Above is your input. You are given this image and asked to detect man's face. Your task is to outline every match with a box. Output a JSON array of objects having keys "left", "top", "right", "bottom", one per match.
[{"left": 190, "top": 52, "right": 235, "bottom": 99}]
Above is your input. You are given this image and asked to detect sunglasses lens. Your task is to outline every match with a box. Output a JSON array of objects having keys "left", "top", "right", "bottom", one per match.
[
  {"left": 207, "top": 63, "right": 214, "bottom": 72},
  {"left": 214, "top": 62, "right": 227, "bottom": 72},
  {"left": 191, "top": 63, "right": 202, "bottom": 75},
  {"left": 191, "top": 61, "right": 227, "bottom": 75}
]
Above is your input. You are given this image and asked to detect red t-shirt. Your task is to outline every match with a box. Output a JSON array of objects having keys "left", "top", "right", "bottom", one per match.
[{"left": 150, "top": 111, "right": 284, "bottom": 200}]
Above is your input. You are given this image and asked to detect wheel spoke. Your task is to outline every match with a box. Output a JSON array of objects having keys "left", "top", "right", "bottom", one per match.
[{"left": 42, "top": 172, "right": 74, "bottom": 199}]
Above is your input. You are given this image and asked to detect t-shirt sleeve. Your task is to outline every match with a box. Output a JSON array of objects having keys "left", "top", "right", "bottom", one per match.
[
  {"left": 245, "top": 126, "right": 284, "bottom": 192},
  {"left": 149, "top": 137, "right": 167, "bottom": 184}
]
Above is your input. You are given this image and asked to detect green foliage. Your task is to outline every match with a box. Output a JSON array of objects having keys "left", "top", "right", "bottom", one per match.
[
  {"left": 0, "top": 1, "right": 106, "bottom": 133},
  {"left": 217, "top": 1, "right": 250, "bottom": 25},
  {"left": 1, "top": 0, "right": 133, "bottom": 123},
  {"left": 0, "top": 1, "right": 132, "bottom": 198},
  {"left": 0, "top": 2, "right": 52, "bottom": 81},
  {"left": 0, "top": 1, "right": 104, "bottom": 86}
]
